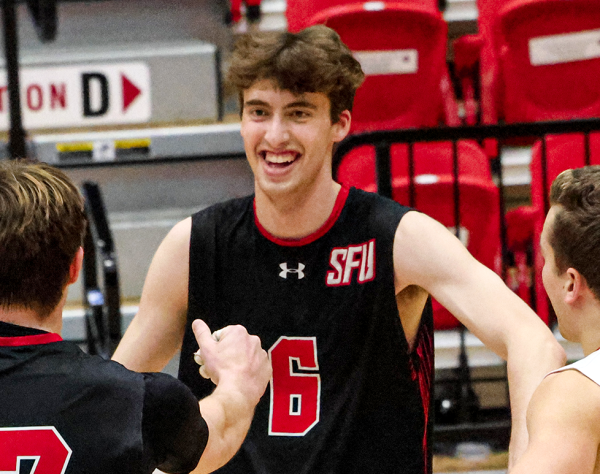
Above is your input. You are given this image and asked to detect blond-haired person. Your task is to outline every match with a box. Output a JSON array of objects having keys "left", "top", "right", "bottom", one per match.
[
  {"left": 0, "top": 159, "right": 271, "bottom": 474},
  {"left": 512, "top": 166, "right": 600, "bottom": 474}
]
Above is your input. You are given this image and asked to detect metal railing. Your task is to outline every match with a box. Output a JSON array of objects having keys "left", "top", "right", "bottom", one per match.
[
  {"left": 81, "top": 181, "right": 122, "bottom": 359},
  {"left": 333, "top": 116, "right": 600, "bottom": 442},
  {"left": 334, "top": 117, "right": 600, "bottom": 276}
]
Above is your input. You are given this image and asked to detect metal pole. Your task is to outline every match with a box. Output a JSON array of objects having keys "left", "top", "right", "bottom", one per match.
[
  {"left": 375, "top": 142, "right": 393, "bottom": 199},
  {"left": 2, "top": 0, "right": 27, "bottom": 159}
]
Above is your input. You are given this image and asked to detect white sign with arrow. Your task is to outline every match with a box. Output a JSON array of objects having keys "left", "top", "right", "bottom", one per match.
[{"left": 0, "top": 62, "right": 151, "bottom": 130}]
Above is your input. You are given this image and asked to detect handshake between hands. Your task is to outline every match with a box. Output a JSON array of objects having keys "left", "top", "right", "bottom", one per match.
[{"left": 192, "top": 319, "right": 272, "bottom": 407}]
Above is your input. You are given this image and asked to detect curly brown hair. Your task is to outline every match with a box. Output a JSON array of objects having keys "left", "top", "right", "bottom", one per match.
[
  {"left": 227, "top": 25, "right": 365, "bottom": 123},
  {"left": 0, "top": 159, "right": 86, "bottom": 316},
  {"left": 549, "top": 165, "right": 600, "bottom": 298}
]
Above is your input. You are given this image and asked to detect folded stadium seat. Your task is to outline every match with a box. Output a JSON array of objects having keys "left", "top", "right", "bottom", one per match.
[
  {"left": 505, "top": 133, "right": 600, "bottom": 325},
  {"left": 309, "top": 1, "right": 460, "bottom": 132},
  {"left": 455, "top": 0, "right": 600, "bottom": 156},
  {"left": 286, "top": 0, "right": 441, "bottom": 33},
  {"left": 460, "top": 0, "right": 600, "bottom": 125},
  {"left": 495, "top": 0, "right": 600, "bottom": 124},
  {"left": 286, "top": 0, "right": 346, "bottom": 33},
  {"left": 336, "top": 140, "right": 502, "bottom": 329}
]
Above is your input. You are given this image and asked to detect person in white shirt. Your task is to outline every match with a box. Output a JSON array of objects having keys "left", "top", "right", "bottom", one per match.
[{"left": 512, "top": 165, "right": 600, "bottom": 474}]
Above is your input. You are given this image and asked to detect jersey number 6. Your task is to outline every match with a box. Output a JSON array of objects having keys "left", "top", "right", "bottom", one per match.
[
  {"left": 0, "top": 427, "right": 72, "bottom": 473},
  {"left": 268, "top": 336, "right": 320, "bottom": 436}
]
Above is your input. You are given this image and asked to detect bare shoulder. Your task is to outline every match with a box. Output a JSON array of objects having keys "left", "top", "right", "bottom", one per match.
[
  {"left": 162, "top": 217, "right": 192, "bottom": 250},
  {"left": 393, "top": 210, "right": 475, "bottom": 290},
  {"left": 395, "top": 210, "right": 445, "bottom": 241},
  {"left": 530, "top": 369, "right": 600, "bottom": 429},
  {"left": 511, "top": 369, "right": 600, "bottom": 474},
  {"left": 142, "top": 217, "right": 191, "bottom": 297}
]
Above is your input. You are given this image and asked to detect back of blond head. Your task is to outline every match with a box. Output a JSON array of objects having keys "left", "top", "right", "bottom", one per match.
[{"left": 0, "top": 160, "right": 86, "bottom": 316}]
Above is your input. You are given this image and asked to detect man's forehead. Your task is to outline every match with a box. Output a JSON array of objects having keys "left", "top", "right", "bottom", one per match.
[
  {"left": 243, "top": 80, "right": 326, "bottom": 103},
  {"left": 541, "top": 206, "right": 559, "bottom": 244}
]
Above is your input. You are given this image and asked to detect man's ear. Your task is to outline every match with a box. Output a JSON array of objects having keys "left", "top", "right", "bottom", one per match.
[
  {"left": 68, "top": 247, "right": 84, "bottom": 285},
  {"left": 332, "top": 110, "right": 352, "bottom": 143},
  {"left": 565, "top": 267, "right": 585, "bottom": 305}
]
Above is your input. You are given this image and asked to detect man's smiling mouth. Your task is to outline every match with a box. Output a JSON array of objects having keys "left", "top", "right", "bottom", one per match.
[{"left": 261, "top": 151, "right": 300, "bottom": 166}]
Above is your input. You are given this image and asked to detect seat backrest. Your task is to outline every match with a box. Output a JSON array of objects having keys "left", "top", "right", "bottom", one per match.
[
  {"left": 286, "top": 0, "right": 349, "bottom": 33},
  {"left": 308, "top": 2, "right": 450, "bottom": 131},
  {"left": 530, "top": 133, "right": 600, "bottom": 213},
  {"left": 491, "top": 0, "right": 600, "bottom": 122},
  {"left": 286, "top": 0, "right": 440, "bottom": 33},
  {"left": 476, "top": 0, "right": 509, "bottom": 39}
]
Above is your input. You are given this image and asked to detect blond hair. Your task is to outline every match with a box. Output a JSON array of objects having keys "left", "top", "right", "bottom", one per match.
[{"left": 0, "top": 159, "right": 86, "bottom": 316}]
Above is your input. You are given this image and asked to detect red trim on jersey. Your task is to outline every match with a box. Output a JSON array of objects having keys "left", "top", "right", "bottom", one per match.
[
  {"left": 254, "top": 185, "right": 350, "bottom": 247},
  {"left": 0, "top": 333, "right": 62, "bottom": 347},
  {"left": 410, "top": 323, "right": 434, "bottom": 474}
]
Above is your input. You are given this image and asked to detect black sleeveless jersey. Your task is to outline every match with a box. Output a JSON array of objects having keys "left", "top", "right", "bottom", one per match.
[
  {"left": 180, "top": 186, "right": 434, "bottom": 474},
  {"left": 0, "top": 321, "right": 206, "bottom": 474}
]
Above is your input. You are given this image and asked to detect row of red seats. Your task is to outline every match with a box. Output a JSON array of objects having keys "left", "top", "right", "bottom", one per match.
[
  {"left": 289, "top": 0, "right": 600, "bottom": 131},
  {"left": 288, "top": 0, "right": 600, "bottom": 329}
]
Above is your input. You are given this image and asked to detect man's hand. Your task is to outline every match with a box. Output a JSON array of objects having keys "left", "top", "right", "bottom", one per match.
[{"left": 192, "top": 319, "right": 272, "bottom": 406}]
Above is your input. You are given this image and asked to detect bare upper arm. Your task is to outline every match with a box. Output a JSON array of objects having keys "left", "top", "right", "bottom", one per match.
[
  {"left": 113, "top": 218, "right": 191, "bottom": 372},
  {"left": 393, "top": 210, "right": 481, "bottom": 295},
  {"left": 392, "top": 211, "right": 548, "bottom": 357},
  {"left": 510, "top": 370, "right": 600, "bottom": 474}
]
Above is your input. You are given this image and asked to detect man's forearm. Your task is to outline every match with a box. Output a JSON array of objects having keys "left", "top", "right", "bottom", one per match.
[{"left": 192, "top": 383, "right": 257, "bottom": 474}]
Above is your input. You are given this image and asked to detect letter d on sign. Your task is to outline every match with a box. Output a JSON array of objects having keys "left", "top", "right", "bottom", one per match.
[{"left": 82, "top": 73, "right": 109, "bottom": 117}]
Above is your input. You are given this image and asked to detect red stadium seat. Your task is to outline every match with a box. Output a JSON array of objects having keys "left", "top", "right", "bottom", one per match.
[
  {"left": 454, "top": 0, "right": 600, "bottom": 158},
  {"left": 495, "top": 0, "right": 600, "bottom": 124},
  {"left": 459, "top": 0, "right": 600, "bottom": 126},
  {"left": 337, "top": 141, "right": 501, "bottom": 329},
  {"left": 286, "top": 0, "right": 440, "bottom": 34},
  {"left": 228, "top": 0, "right": 262, "bottom": 23},
  {"left": 506, "top": 133, "right": 600, "bottom": 324},
  {"left": 307, "top": 1, "right": 461, "bottom": 131},
  {"left": 286, "top": 0, "right": 347, "bottom": 33}
]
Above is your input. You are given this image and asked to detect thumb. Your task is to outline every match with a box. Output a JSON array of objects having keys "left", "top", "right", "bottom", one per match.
[{"left": 192, "top": 319, "right": 215, "bottom": 348}]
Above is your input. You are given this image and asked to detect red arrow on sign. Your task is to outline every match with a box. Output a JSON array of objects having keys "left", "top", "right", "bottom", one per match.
[{"left": 122, "top": 73, "right": 142, "bottom": 112}]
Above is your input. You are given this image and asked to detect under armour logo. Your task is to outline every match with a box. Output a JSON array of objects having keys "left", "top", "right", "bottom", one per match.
[{"left": 279, "top": 262, "right": 305, "bottom": 279}]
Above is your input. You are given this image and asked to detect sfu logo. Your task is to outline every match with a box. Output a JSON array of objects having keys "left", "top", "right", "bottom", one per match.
[
  {"left": 326, "top": 239, "right": 376, "bottom": 286},
  {"left": 279, "top": 262, "right": 306, "bottom": 279}
]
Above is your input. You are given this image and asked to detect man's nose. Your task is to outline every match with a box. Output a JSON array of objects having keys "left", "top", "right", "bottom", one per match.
[{"left": 264, "top": 116, "right": 290, "bottom": 147}]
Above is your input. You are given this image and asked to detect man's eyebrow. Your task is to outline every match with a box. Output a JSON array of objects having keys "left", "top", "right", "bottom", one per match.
[
  {"left": 243, "top": 99, "right": 270, "bottom": 108},
  {"left": 285, "top": 100, "right": 318, "bottom": 110}
]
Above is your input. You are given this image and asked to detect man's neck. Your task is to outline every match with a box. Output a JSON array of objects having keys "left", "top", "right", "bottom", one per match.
[
  {"left": 573, "top": 299, "right": 600, "bottom": 357},
  {"left": 255, "top": 180, "right": 342, "bottom": 240},
  {"left": 0, "top": 305, "right": 62, "bottom": 335}
]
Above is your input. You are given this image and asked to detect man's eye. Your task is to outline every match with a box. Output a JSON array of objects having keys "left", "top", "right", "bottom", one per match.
[{"left": 292, "top": 110, "right": 310, "bottom": 119}]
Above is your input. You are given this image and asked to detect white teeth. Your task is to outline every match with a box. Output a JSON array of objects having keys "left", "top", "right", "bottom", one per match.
[{"left": 264, "top": 152, "right": 296, "bottom": 164}]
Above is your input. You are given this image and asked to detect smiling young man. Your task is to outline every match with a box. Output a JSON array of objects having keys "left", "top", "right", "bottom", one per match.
[
  {"left": 113, "top": 26, "right": 565, "bottom": 473},
  {"left": 510, "top": 166, "right": 600, "bottom": 474}
]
